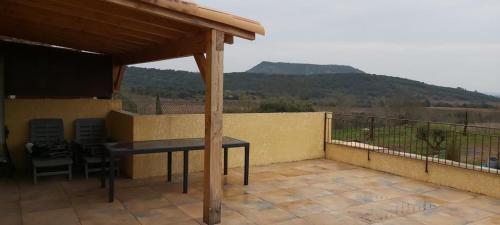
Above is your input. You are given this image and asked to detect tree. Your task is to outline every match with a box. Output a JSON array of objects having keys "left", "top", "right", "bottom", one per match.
[
  {"left": 416, "top": 125, "right": 446, "bottom": 156},
  {"left": 155, "top": 95, "right": 163, "bottom": 115}
]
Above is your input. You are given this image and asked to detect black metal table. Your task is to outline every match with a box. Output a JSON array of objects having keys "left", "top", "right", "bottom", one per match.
[{"left": 101, "top": 136, "right": 250, "bottom": 202}]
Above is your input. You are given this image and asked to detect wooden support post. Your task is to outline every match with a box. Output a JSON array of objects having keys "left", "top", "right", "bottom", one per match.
[{"left": 202, "top": 29, "right": 224, "bottom": 225}]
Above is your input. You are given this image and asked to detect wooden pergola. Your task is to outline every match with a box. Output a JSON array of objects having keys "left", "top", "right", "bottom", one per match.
[{"left": 0, "top": 0, "right": 264, "bottom": 224}]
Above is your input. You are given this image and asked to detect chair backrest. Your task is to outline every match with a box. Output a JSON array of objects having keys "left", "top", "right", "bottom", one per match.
[
  {"left": 75, "top": 118, "right": 106, "bottom": 144},
  {"left": 29, "top": 119, "right": 64, "bottom": 143}
]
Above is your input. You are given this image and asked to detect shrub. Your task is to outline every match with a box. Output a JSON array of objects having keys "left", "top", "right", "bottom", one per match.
[{"left": 258, "top": 98, "right": 315, "bottom": 113}]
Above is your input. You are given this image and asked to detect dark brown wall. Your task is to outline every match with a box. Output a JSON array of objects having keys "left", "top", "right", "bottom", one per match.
[{"left": 1, "top": 41, "right": 113, "bottom": 98}]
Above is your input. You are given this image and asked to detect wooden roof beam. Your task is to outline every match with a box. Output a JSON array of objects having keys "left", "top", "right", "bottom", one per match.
[
  {"left": 116, "top": 35, "right": 207, "bottom": 65},
  {"left": 103, "top": 0, "right": 256, "bottom": 40}
]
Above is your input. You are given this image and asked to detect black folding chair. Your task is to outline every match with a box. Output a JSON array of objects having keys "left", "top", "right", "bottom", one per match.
[
  {"left": 0, "top": 126, "right": 15, "bottom": 175},
  {"left": 28, "top": 119, "right": 72, "bottom": 184},
  {"left": 74, "top": 118, "right": 119, "bottom": 179}
]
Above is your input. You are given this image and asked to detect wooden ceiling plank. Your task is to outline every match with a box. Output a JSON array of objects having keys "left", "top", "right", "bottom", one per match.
[
  {"left": 51, "top": 0, "right": 200, "bottom": 36},
  {"left": 4, "top": 1, "right": 177, "bottom": 45},
  {"left": 0, "top": 11, "right": 148, "bottom": 49},
  {"left": 15, "top": 0, "right": 186, "bottom": 41},
  {"left": 0, "top": 20, "right": 131, "bottom": 54},
  {"left": 102, "top": 0, "right": 256, "bottom": 40}
]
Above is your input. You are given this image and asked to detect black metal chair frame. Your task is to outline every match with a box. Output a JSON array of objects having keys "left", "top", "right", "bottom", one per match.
[
  {"left": 74, "top": 118, "right": 119, "bottom": 179},
  {"left": 28, "top": 119, "right": 73, "bottom": 184},
  {"left": 0, "top": 126, "right": 15, "bottom": 175}
]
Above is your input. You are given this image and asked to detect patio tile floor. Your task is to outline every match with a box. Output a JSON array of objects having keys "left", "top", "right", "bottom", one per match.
[{"left": 1, "top": 159, "right": 499, "bottom": 225}]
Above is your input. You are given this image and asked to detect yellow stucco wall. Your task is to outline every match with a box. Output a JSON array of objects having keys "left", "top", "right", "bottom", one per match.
[
  {"left": 109, "top": 111, "right": 325, "bottom": 179},
  {"left": 326, "top": 143, "right": 500, "bottom": 199},
  {"left": 5, "top": 99, "right": 122, "bottom": 169}
]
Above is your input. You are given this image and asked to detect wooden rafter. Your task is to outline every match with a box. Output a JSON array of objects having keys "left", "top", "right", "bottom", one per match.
[
  {"left": 3, "top": 1, "right": 177, "bottom": 45},
  {"left": 116, "top": 35, "right": 207, "bottom": 64},
  {"left": 0, "top": 20, "right": 129, "bottom": 55},
  {"left": 54, "top": 0, "right": 200, "bottom": 35},
  {"left": 0, "top": 4, "right": 164, "bottom": 48},
  {"left": 19, "top": 0, "right": 195, "bottom": 38}
]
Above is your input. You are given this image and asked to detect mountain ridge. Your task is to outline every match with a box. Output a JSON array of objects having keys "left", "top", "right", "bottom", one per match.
[
  {"left": 246, "top": 61, "right": 365, "bottom": 75},
  {"left": 123, "top": 64, "right": 499, "bottom": 108}
]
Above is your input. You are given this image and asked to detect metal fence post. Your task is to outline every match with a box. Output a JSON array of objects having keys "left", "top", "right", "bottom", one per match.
[{"left": 425, "top": 121, "right": 430, "bottom": 173}]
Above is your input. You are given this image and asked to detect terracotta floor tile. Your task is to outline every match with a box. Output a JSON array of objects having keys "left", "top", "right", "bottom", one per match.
[
  {"left": 78, "top": 207, "right": 140, "bottom": 225},
  {"left": 467, "top": 215, "right": 500, "bottom": 225},
  {"left": 23, "top": 208, "right": 80, "bottom": 225},
  {"left": 393, "top": 181, "right": 440, "bottom": 193},
  {"left": 242, "top": 182, "right": 281, "bottom": 194},
  {"left": 223, "top": 184, "right": 248, "bottom": 197},
  {"left": 421, "top": 188, "right": 476, "bottom": 203},
  {"left": 277, "top": 199, "right": 331, "bottom": 217},
  {"left": 177, "top": 201, "right": 203, "bottom": 220},
  {"left": 223, "top": 194, "right": 273, "bottom": 211},
  {"left": 373, "top": 196, "right": 440, "bottom": 217},
  {"left": 253, "top": 189, "right": 304, "bottom": 204},
  {"left": 0, "top": 201, "right": 20, "bottom": 217},
  {"left": 0, "top": 213, "right": 22, "bottom": 225},
  {"left": 122, "top": 196, "right": 173, "bottom": 214},
  {"left": 437, "top": 203, "right": 494, "bottom": 223},
  {"left": 311, "top": 194, "right": 362, "bottom": 211},
  {"left": 274, "top": 168, "right": 313, "bottom": 177},
  {"left": 20, "top": 196, "right": 71, "bottom": 213},
  {"left": 341, "top": 190, "right": 393, "bottom": 204},
  {"left": 162, "top": 192, "right": 201, "bottom": 206},
  {"left": 239, "top": 206, "right": 296, "bottom": 225},
  {"left": 116, "top": 186, "right": 162, "bottom": 202},
  {"left": 311, "top": 181, "right": 359, "bottom": 193},
  {"left": 372, "top": 217, "right": 425, "bottom": 225},
  {"left": 286, "top": 186, "right": 333, "bottom": 199},
  {"left": 346, "top": 205, "right": 399, "bottom": 224},
  {"left": 269, "top": 218, "right": 309, "bottom": 225},
  {"left": 19, "top": 182, "right": 67, "bottom": 201},
  {"left": 302, "top": 212, "right": 368, "bottom": 225},
  {"left": 408, "top": 208, "right": 470, "bottom": 225},
  {"left": 134, "top": 206, "right": 193, "bottom": 225},
  {"left": 218, "top": 210, "right": 256, "bottom": 225},
  {"left": 465, "top": 196, "right": 500, "bottom": 215}
]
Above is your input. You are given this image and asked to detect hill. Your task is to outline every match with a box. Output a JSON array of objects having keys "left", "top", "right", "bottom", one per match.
[
  {"left": 247, "top": 61, "right": 365, "bottom": 75},
  {"left": 122, "top": 66, "right": 500, "bottom": 108}
]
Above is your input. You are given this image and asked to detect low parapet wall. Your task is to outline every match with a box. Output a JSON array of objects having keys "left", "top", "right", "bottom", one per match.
[
  {"left": 107, "top": 111, "right": 326, "bottom": 179},
  {"left": 326, "top": 143, "right": 500, "bottom": 198}
]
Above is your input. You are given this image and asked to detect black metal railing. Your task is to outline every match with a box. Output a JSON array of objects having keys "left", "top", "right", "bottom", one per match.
[{"left": 326, "top": 113, "right": 500, "bottom": 174}]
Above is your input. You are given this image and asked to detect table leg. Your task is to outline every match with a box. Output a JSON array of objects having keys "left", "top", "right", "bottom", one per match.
[
  {"left": 183, "top": 151, "right": 189, "bottom": 193},
  {"left": 244, "top": 145, "right": 249, "bottom": 185},
  {"left": 224, "top": 147, "right": 228, "bottom": 176},
  {"left": 100, "top": 153, "right": 105, "bottom": 188},
  {"left": 167, "top": 152, "right": 172, "bottom": 182},
  {"left": 109, "top": 154, "right": 115, "bottom": 202}
]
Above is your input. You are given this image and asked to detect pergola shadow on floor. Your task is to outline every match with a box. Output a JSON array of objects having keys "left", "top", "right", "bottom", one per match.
[{"left": 2, "top": 159, "right": 499, "bottom": 225}]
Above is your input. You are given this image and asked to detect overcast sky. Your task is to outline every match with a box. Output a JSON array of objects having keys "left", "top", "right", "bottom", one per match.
[{"left": 136, "top": 0, "right": 500, "bottom": 93}]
